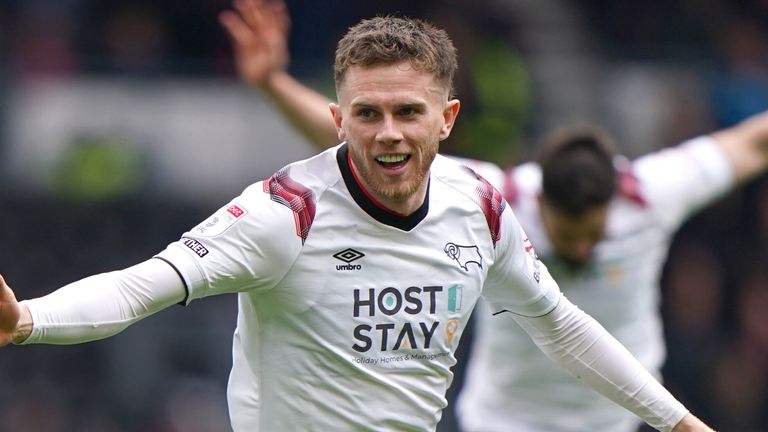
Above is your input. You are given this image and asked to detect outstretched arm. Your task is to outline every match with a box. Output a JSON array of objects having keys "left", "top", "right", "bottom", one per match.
[
  {"left": 512, "top": 296, "right": 714, "bottom": 432},
  {"left": 1, "top": 259, "right": 186, "bottom": 346},
  {"left": 711, "top": 110, "right": 768, "bottom": 184},
  {"left": 219, "top": 0, "right": 339, "bottom": 149}
]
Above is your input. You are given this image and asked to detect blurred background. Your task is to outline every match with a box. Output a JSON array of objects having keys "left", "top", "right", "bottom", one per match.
[{"left": 0, "top": 0, "right": 767, "bottom": 431}]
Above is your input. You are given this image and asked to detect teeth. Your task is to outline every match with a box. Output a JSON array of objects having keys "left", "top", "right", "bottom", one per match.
[{"left": 376, "top": 154, "right": 407, "bottom": 163}]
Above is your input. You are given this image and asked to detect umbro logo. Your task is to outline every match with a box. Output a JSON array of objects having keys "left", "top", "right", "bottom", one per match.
[{"left": 334, "top": 248, "right": 364, "bottom": 271}]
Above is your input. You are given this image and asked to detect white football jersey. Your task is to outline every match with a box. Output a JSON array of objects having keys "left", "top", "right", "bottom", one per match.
[
  {"left": 456, "top": 136, "right": 734, "bottom": 432},
  {"left": 156, "top": 144, "right": 560, "bottom": 431}
]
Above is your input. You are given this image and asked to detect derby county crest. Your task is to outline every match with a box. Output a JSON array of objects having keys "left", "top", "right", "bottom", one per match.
[{"left": 444, "top": 243, "right": 483, "bottom": 271}]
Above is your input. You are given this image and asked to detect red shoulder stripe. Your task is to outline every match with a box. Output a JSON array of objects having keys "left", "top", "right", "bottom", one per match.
[{"left": 263, "top": 168, "right": 316, "bottom": 244}]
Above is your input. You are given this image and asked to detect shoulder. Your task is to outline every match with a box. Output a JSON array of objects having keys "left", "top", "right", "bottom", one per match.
[
  {"left": 264, "top": 145, "right": 344, "bottom": 195},
  {"left": 432, "top": 155, "right": 503, "bottom": 199},
  {"left": 230, "top": 146, "right": 344, "bottom": 244},
  {"left": 432, "top": 155, "right": 507, "bottom": 245}
]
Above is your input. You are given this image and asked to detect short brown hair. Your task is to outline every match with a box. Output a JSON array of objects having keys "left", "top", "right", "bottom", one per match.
[
  {"left": 334, "top": 16, "right": 458, "bottom": 96},
  {"left": 534, "top": 124, "right": 617, "bottom": 216}
]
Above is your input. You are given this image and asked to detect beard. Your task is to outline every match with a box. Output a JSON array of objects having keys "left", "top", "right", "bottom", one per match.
[{"left": 350, "top": 139, "right": 438, "bottom": 204}]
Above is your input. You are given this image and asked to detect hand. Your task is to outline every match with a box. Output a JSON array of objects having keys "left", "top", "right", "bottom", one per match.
[
  {"left": 0, "top": 274, "right": 21, "bottom": 347},
  {"left": 672, "top": 413, "right": 716, "bottom": 432},
  {"left": 219, "top": 0, "right": 291, "bottom": 89},
  {"left": 710, "top": 109, "right": 768, "bottom": 184}
]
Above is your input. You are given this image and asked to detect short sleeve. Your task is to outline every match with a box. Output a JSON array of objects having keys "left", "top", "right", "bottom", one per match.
[
  {"left": 482, "top": 206, "right": 562, "bottom": 317},
  {"left": 156, "top": 182, "right": 304, "bottom": 304}
]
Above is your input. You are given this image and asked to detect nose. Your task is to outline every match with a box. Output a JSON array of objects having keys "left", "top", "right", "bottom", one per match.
[{"left": 376, "top": 115, "right": 403, "bottom": 144}]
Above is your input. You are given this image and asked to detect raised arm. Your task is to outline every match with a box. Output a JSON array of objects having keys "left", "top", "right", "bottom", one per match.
[
  {"left": 219, "top": 0, "right": 339, "bottom": 149},
  {"left": 710, "top": 110, "right": 768, "bottom": 184}
]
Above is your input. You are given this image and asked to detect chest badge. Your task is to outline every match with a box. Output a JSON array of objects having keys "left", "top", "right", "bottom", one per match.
[{"left": 444, "top": 243, "right": 483, "bottom": 271}]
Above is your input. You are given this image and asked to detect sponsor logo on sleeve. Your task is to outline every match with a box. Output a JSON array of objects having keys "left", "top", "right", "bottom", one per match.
[
  {"left": 226, "top": 204, "right": 245, "bottom": 218},
  {"left": 181, "top": 237, "right": 209, "bottom": 257},
  {"left": 193, "top": 202, "right": 248, "bottom": 237},
  {"left": 523, "top": 236, "right": 541, "bottom": 283}
]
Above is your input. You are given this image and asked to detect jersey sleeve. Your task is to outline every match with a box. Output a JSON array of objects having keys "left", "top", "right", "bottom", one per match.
[
  {"left": 155, "top": 181, "right": 305, "bottom": 304},
  {"left": 510, "top": 297, "right": 689, "bottom": 431},
  {"left": 634, "top": 136, "right": 734, "bottom": 230},
  {"left": 19, "top": 258, "right": 187, "bottom": 345},
  {"left": 482, "top": 206, "right": 562, "bottom": 317}
]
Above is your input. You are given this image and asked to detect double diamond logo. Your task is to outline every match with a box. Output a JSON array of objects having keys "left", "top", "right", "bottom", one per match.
[{"left": 333, "top": 248, "right": 365, "bottom": 263}]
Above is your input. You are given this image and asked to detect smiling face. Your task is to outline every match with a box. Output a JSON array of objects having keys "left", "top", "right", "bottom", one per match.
[{"left": 330, "top": 62, "right": 460, "bottom": 215}]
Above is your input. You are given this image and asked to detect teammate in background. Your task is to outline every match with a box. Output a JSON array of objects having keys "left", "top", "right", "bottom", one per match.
[
  {"left": 219, "top": 1, "right": 768, "bottom": 431},
  {"left": 0, "top": 4, "right": 715, "bottom": 432}
]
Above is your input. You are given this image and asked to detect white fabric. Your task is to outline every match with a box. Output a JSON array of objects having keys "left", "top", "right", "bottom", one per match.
[
  {"left": 20, "top": 258, "right": 185, "bottom": 344},
  {"left": 21, "top": 143, "right": 698, "bottom": 431},
  {"left": 457, "top": 136, "right": 734, "bottom": 432},
  {"left": 154, "top": 145, "right": 563, "bottom": 431},
  {"left": 512, "top": 296, "right": 687, "bottom": 432}
]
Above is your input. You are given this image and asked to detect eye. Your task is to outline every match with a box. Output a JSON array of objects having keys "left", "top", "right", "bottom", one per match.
[
  {"left": 398, "top": 107, "right": 418, "bottom": 117},
  {"left": 356, "top": 108, "right": 378, "bottom": 120}
]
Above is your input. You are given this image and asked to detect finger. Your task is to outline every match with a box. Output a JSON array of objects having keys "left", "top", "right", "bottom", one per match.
[
  {"left": 236, "top": 0, "right": 265, "bottom": 29},
  {"left": 269, "top": 0, "right": 291, "bottom": 35},
  {"left": 219, "top": 10, "right": 255, "bottom": 46}
]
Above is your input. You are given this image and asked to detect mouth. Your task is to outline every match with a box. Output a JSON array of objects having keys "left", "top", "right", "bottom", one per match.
[{"left": 375, "top": 154, "right": 411, "bottom": 169}]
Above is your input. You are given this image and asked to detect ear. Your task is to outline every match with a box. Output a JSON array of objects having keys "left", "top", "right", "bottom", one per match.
[
  {"left": 329, "top": 103, "right": 346, "bottom": 142},
  {"left": 439, "top": 99, "right": 461, "bottom": 141}
]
